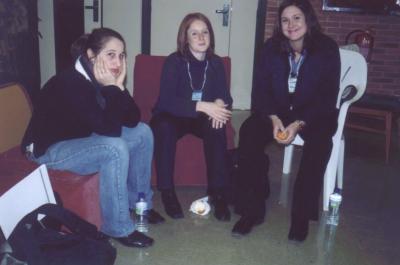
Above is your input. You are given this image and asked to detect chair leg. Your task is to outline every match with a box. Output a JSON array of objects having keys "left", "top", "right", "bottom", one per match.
[
  {"left": 337, "top": 138, "right": 344, "bottom": 190},
  {"left": 278, "top": 173, "right": 290, "bottom": 207},
  {"left": 323, "top": 142, "right": 340, "bottom": 212},
  {"left": 323, "top": 170, "right": 336, "bottom": 211},
  {"left": 282, "top": 144, "right": 294, "bottom": 174}
]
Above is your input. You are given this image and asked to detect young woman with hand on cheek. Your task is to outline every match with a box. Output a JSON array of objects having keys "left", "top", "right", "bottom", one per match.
[{"left": 22, "top": 28, "right": 165, "bottom": 249}]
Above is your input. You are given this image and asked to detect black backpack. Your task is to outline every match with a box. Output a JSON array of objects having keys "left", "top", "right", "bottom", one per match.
[{"left": 7, "top": 204, "right": 116, "bottom": 265}]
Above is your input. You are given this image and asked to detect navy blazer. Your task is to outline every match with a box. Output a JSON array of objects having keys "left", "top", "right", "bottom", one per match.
[{"left": 252, "top": 33, "right": 340, "bottom": 127}]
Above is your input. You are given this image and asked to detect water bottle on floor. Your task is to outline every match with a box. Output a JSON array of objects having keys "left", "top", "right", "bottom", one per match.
[
  {"left": 326, "top": 192, "right": 342, "bottom": 226},
  {"left": 135, "top": 193, "right": 148, "bottom": 233}
]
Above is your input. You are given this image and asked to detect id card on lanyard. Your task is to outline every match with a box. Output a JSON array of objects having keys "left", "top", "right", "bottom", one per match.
[
  {"left": 192, "top": 90, "right": 203, "bottom": 101},
  {"left": 288, "top": 53, "right": 305, "bottom": 93}
]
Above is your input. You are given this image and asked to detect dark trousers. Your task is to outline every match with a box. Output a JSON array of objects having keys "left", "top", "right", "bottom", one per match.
[
  {"left": 150, "top": 112, "right": 229, "bottom": 193},
  {"left": 237, "top": 113, "right": 335, "bottom": 221}
]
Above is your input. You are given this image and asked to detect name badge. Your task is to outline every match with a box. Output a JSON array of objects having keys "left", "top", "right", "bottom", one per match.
[
  {"left": 288, "top": 77, "right": 297, "bottom": 93},
  {"left": 192, "top": 90, "right": 203, "bottom": 101}
]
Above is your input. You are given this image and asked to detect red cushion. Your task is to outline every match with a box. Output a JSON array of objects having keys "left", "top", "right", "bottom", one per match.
[{"left": 0, "top": 147, "right": 101, "bottom": 228}]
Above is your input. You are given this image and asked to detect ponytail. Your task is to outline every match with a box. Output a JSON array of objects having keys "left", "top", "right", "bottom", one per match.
[{"left": 70, "top": 33, "right": 89, "bottom": 60}]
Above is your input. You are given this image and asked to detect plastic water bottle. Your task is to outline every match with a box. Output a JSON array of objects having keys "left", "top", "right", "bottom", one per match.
[
  {"left": 326, "top": 192, "right": 342, "bottom": 226},
  {"left": 135, "top": 193, "right": 148, "bottom": 233}
]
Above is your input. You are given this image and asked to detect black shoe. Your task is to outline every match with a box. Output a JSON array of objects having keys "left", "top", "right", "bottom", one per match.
[
  {"left": 161, "top": 190, "right": 184, "bottom": 219},
  {"left": 113, "top": 230, "right": 154, "bottom": 248},
  {"left": 231, "top": 216, "right": 263, "bottom": 237},
  {"left": 147, "top": 209, "right": 165, "bottom": 224},
  {"left": 288, "top": 218, "right": 309, "bottom": 242},
  {"left": 212, "top": 194, "right": 231, "bottom": 221}
]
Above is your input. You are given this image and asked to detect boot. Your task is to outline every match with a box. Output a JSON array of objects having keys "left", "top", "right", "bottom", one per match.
[
  {"left": 211, "top": 193, "right": 231, "bottom": 221},
  {"left": 161, "top": 190, "right": 184, "bottom": 219}
]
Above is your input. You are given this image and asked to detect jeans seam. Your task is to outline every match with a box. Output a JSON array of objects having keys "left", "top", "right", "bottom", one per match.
[{"left": 42, "top": 144, "right": 112, "bottom": 168}]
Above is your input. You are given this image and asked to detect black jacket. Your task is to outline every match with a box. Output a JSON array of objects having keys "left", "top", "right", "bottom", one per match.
[
  {"left": 22, "top": 67, "right": 140, "bottom": 157},
  {"left": 252, "top": 33, "right": 340, "bottom": 126},
  {"left": 153, "top": 52, "right": 233, "bottom": 118}
]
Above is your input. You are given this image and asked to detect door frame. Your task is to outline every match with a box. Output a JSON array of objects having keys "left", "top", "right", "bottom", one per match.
[
  {"left": 53, "top": 0, "right": 85, "bottom": 74},
  {"left": 140, "top": 0, "right": 268, "bottom": 109}
]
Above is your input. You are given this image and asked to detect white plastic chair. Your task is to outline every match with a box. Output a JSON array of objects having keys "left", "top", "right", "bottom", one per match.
[
  {"left": 0, "top": 165, "right": 56, "bottom": 239},
  {"left": 282, "top": 49, "right": 368, "bottom": 211}
]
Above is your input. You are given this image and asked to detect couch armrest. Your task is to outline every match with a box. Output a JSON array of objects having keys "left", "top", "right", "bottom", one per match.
[{"left": 0, "top": 83, "right": 32, "bottom": 153}]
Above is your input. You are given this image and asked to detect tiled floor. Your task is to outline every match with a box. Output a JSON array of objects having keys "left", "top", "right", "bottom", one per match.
[{"left": 115, "top": 111, "right": 400, "bottom": 265}]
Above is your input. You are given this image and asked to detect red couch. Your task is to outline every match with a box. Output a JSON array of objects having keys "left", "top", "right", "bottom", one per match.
[
  {"left": 133, "top": 54, "right": 235, "bottom": 186},
  {"left": 0, "top": 83, "right": 101, "bottom": 228}
]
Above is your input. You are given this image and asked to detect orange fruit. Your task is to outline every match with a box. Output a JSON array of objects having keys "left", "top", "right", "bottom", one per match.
[{"left": 277, "top": 131, "right": 288, "bottom": 140}]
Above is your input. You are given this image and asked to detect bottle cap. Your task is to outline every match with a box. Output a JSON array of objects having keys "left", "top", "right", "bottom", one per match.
[
  {"left": 334, "top": 187, "right": 342, "bottom": 195},
  {"left": 329, "top": 193, "right": 342, "bottom": 203},
  {"left": 138, "top": 192, "right": 145, "bottom": 200}
]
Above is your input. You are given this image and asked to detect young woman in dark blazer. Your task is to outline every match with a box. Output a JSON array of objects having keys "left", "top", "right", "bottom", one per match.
[
  {"left": 231, "top": 0, "right": 340, "bottom": 242},
  {"left": 151, "top": 13, "right": 233, "bottom": 221}
]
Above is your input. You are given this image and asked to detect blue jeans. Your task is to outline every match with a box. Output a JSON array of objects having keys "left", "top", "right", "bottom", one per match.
[{"left": 32, "top": 122, "right": 154, "bottom": 237}]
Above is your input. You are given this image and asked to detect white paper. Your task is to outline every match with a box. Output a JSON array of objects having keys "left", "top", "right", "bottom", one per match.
[{"left": 0, "top": 164, "right": 56, "bottom": 239}]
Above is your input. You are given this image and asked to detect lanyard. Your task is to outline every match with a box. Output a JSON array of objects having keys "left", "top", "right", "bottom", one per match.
[
  {"left": 289, "top": 53, "right": 305, "bottom": 78},
  {"left": 187, "top": 60, "right": 209, "bottom": 91},
  {"left": 288, "top": 52, "right": 305, "bottom": 94}
]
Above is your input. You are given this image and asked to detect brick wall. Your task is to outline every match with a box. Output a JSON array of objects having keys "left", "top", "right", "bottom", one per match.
[{"left": 264, "top": 0, "right": 400, "bottom": 97}]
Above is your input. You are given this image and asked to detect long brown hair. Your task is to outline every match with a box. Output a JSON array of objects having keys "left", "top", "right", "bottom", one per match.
[{"left": 176, "top": 12, "right": 215, "bottom": 59}]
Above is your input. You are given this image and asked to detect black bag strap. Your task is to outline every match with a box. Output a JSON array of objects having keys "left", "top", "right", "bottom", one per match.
[{"left": 33, "top": 204, "right": 99, "bottom": 238}]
